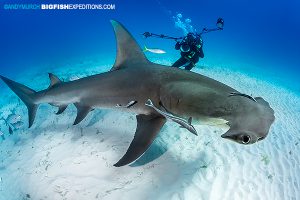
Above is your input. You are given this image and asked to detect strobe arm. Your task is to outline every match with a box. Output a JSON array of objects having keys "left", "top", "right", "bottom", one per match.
[
  {"left": 198, "top": 27, "right": 223, "bottom": 36},
  {"left": 197, "top": 17, "right": 224, "bottom": 36},
  {"left": 142, "top": 32, "right": 183, "bottom": 41}
]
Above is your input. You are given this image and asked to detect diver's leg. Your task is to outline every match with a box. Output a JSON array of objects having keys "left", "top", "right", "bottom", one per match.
[
  {"left": 184, "top": 62, "right": 195, "bottom": 70},
  {"left": 172, "top": 57, "right": 188, "bottom": 68},
  {"left": 185, "top": 56, "right": 199, "bottom": 70}
]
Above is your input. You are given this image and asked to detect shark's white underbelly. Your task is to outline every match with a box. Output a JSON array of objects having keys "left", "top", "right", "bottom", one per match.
[{"left": 194, "top": 116, "right": 229, "bottom": 126}]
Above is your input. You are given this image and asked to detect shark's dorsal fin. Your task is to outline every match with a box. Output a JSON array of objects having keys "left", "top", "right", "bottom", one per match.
[
  {"left": 110, "top": 20, "right": 150, "bottom": 71},
  {"left": 48, "top": 73, "right": 62, "bottom": 88}
]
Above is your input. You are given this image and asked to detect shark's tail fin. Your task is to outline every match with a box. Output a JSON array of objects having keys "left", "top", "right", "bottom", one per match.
[{"left": 0, "top": 75, "right": 38, "bottom": 128}]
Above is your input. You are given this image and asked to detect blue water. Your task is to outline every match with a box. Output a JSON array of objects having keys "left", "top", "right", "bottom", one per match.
[
  {"left": 1, "top": 1, "right": 300, "bottom": 199},
  {"left": 0, "top": 0, "right": 299, "bottom": 92}
]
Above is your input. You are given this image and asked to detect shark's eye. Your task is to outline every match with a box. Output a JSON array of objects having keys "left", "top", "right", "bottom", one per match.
[{"left": 241, "top": 135, "right": 251, "bottom": 144}]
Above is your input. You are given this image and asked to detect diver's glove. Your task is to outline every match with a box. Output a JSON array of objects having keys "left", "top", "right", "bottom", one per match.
[{"left": 175, "top": 42, "right": 181, "bottom": 50}]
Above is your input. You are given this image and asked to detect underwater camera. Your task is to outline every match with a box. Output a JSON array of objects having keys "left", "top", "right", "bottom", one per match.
[
  {"left": 180, "top": 42, "right": 190, "bottom": 52},
  {"left": 216, "top": 18, "right": 224, "bottom": 29}
]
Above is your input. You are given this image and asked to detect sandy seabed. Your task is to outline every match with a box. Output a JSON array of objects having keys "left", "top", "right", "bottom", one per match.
[{"left": 0, "top": 57, "right": 299, "bottom": 200}]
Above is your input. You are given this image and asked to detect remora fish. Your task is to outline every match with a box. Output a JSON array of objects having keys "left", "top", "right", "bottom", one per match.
[
  {"left": 116, "top": 100, "right": 137, "bottom": 108},
  {"left": 0, "top": 130, "right": 5, "bottom": 140},
  {"left": 143, "top": 45, "right": 166, "bottom": 54},
  {"left": 8, "top": 114, "right": 21, "bottom": 124},
  {"left": 0, "top": 20, "right": 275, "bottom": 167},
  {"left": 11, "top": 121, "right": 24, "bottom": 129},
  {"left": 1, "top": 113, "right": 21, "bottom": 125},
  {"left": 145, "top": 99, "right": 197, "bottom": 135},
  {"left": 8, "top": 126, "right": 13, "bottom": 135}
]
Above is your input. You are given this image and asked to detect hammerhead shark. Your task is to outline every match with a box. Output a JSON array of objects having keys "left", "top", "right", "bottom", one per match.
[{"left": 0, "top": 20, "right": 275, "bottom": 167}]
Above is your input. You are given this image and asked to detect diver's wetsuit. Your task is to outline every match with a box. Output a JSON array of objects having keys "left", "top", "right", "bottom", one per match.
[{"left": 172, "top": 34, "right": 204, "bottom": 70}]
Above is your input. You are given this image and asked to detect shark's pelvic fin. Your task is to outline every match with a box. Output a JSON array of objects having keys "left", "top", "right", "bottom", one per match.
[
  {"left": 114, "top": 114, "right": 166, "bottom": 167},
  {"left": 48, "top": 73, "right": 62, "bottom": 88},
  {"left": 73, "top": 104, "right": 92, "bottom": 125},
  {"left": 0, "top": 75, "right": 38, "bottom": 128},
  {"left": 56, "top": 105, "right": 68, "bottom": 115},
  {"left": 110, "top": 20, "right": 150, "bottom": 71}
]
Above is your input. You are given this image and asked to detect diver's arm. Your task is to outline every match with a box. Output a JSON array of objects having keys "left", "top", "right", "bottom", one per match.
[{"left": 175, "top": 42, "right": 181, "bottom": 50}]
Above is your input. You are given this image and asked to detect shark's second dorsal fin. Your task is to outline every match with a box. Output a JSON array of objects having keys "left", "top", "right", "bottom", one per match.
[
  {"left": 188, "top": 117, "right": 192, "bottom": 125},
  {"left": 110, "top": 20, "right": 150, "bottom": 71},
  {"left": 48, "top": 73, "right": 62, "bottom": 88}
]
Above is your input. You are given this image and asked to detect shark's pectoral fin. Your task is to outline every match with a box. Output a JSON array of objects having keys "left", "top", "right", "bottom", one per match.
[
  {"left": 114, "top": 114, "right": 166, "bottom": 167},
  {"left": 56, "top": 105, "right": 68, "bottom": 115},
  {"left": 73, "top": 104, "right": 92, "bottom": 125}
]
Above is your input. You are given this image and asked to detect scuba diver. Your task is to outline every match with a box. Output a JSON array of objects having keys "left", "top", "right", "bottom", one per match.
[
  {"left": 172, "top": 32, "right": 204, "bottom": 70},
  {"left": 143, "top": 18, "right": 224, "bottom": 71}
]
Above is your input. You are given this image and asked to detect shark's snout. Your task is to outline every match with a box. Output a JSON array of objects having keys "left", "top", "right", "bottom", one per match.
[{"left": 221, "top": 96, "right": 275, "bottom": 146}]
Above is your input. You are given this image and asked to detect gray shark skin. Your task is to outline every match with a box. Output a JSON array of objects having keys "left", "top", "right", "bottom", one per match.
[{"left": 0, "top": 20, "right": 275, "bottom": 167}]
